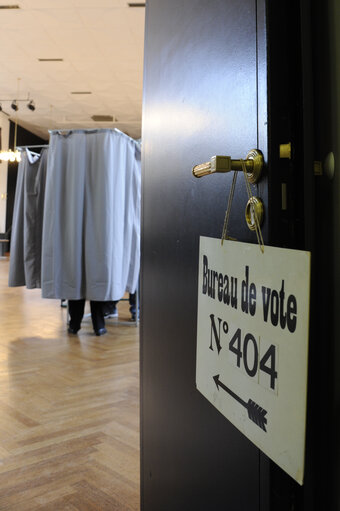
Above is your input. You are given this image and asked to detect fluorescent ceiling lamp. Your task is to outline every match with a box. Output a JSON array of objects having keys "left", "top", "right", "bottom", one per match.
[
  {"left": 38, "top": 58, "right": 64, "bottom": 62},
  {"left": 91, "top": 115, "right": 114, "bottom": 122}
]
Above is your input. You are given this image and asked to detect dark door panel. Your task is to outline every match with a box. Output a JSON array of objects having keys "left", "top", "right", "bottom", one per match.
[{"left": 141, "top": 1, "right": 266, "bottom": 510}]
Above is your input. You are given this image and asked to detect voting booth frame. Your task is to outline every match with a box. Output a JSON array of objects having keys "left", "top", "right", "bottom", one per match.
[{"left": 140, "top": 1, "right": 339, "bottom": 510}]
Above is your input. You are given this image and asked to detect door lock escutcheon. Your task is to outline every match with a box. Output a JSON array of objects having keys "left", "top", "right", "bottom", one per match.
[
  {"left": 192, "top": 149, "right": 264, "bottom": 184},
  {"left": 245, "top": 197, "right": 264, "bottom": 231}
]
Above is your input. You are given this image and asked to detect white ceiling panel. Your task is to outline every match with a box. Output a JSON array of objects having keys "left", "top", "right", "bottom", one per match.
[
  {"left": 72, "top": 0, "right": 127, "bottom": 7},
  {"left": 0, "top": 1, "right": 145, "bottom": 140},
  {"left": 0, "top": 39, "right": 27, "bottom": 60},
  {"left": 77, "top": 8, "right": 130, "bottom": 28},
  {"left": 19, "top": 0, "right": 78, "bottom": 8},
  {"left": 0, "top": 9, "right": 37, "bottom": 28},
  {"left": 31, "top": 9, "right": 84, "bottom": 29},
  {"left": 12, "top": 33, "right": 60, "bottom": 57},
  {"left": 52, "top": 38, "right": 104, "bottom": 62}
]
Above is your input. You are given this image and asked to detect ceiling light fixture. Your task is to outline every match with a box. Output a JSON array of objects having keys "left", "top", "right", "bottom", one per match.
[
  {"left": 0, "top": 79, "right": 25, "bottom": 163},
  {"left": 0, "top": 149, "right": 20, "bottom": 162},
  {"left": 27, "top": 100, "right": 35, "bottom": 111},
  {"left": 0, "top": 95, "right": 37, "bottom": 110},
  {"left": 71, "top": 91, "right": 92, "bottom": 95},
  {"left": 0, "top": 4, "right": 20, "bottom": 9},
  {"left": 127, "top": 2, "right": 146, "bottom": 6},
  {"left": 38, "top": 58, "right": 64, "bottom": 62}
]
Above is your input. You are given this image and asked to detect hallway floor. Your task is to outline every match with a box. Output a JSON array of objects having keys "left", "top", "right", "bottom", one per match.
[{"left": 0, "top": 257, "right": 140, "bottom": 510}]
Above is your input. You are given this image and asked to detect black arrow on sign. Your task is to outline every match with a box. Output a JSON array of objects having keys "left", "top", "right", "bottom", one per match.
[{"left": 213, "top": 375, "right": 268, "bottom": 432}]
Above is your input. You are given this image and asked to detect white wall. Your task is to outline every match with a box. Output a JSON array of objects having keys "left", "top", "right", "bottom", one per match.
[{"left": 0, "top": 113, "right": 9, "bottom": 233}]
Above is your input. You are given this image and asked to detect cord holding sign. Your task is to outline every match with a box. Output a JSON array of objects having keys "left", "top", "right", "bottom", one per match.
[{"left": 192, "top": 149, "right": 265, "bottom": 250}]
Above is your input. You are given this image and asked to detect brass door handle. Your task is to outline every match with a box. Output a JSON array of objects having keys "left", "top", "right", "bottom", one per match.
[{"left": 192, "top": 149, "right": 264, "bottom": 183}]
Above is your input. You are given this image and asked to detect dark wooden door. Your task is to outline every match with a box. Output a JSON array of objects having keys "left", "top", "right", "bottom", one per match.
[{"left": 140, "top": 0, "right": 310, "bottom": 510}]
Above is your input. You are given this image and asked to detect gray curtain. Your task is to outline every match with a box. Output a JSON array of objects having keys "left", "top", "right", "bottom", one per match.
[
  {"left": 41, "top": 129, "right": 141, "bottom": 301},
  {"left": 8, "top": 148, "right": 48, "bottom": 288}
]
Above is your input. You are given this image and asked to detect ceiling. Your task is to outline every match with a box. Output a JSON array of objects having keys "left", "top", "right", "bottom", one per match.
[{"left": 0, "top": 0, "right": 145, "bottom": 140}]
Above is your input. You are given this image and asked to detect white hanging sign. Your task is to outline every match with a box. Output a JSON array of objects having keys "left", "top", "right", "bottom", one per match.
[{"left": 196, "top": 236, "right": 311, "bottom": 484}]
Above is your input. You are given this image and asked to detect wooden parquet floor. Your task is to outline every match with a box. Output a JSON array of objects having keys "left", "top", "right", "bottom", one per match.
[{"left": 0, "top": 257, "right": 140, "bottom": 510}]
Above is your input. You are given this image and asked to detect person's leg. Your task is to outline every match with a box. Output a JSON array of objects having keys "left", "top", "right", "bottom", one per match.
[
  {"left": 103, "top": 300, "right": 118, "bottom": 318},
  {"left": 90, "top": 301, "right": 107, "bottom": 336},
  {"left": 129, "top": 292, "right": 138, "bottom": 320},
  {"left": 68, "top": 299, "right": 86, "bottom": 333}
]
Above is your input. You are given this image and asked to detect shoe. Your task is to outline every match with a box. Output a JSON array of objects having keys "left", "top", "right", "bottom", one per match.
[
  {"left": 68, "top": 326, "right": 79, "bottom": 334},
  {"left": 130, "top": 306, "right": 139, "bottom": 321},
  {"left": 95, "top": 327, "right": 107, "bottom": 336},
  {"left": 108, "top": 308, "right": 118, "bottom": 318},
  {"left": 104, "top": 306, "right": 118, "bottom": 318}
]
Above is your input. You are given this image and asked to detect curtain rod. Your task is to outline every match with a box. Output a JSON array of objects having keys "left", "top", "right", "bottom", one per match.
[
  {"left": 48, "top": 128, "right": 139, "bottom": 143},
  {"left": 16, "top": 144, "right": 49, "bottom": 149}
]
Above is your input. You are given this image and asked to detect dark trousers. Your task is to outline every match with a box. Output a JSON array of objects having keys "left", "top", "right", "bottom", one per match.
[
  {"left": 68, "top": 300, "right": 106, "bottom": 332},
  {"left": 103, "top": 292, "right": 136, "bottom": 315},
  {"left": 113, "top": 292, "right": 136, "bottom": 307}
]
